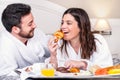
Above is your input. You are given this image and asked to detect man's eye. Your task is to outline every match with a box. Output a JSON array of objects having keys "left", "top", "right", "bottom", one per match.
[
  {"left": 28, "top": 23, "right": 32, "bottom": 26},
  {"left": 61, "top": 21, "right": 63, "bottom": 25}
]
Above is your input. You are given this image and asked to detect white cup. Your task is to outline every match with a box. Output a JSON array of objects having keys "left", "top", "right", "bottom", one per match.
[{"left": 32, "top": 63, "right": 46, "bottom": 75}]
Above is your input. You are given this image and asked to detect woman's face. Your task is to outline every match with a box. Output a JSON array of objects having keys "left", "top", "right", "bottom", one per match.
[{"left": 61, "top": 14, "right": 80, "bottom": 41}]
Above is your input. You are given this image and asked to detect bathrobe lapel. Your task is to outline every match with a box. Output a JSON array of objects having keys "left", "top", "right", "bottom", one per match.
[{"left": 5, "top": 31, "right": 40, "bottom": 64}]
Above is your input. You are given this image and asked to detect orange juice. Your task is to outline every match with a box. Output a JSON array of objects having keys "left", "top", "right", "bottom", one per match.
[{"left": 41, "top": 68, "right": 55, "bottom": 77}]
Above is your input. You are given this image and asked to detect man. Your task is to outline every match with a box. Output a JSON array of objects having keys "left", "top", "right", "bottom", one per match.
[{"left": 0, "top": 3, "right": 50, "bottom": 76}]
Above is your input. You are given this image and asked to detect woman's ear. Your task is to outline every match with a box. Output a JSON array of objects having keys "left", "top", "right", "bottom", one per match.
[{"left": 12, "top": 26, "right": 20, "bottom": 33}]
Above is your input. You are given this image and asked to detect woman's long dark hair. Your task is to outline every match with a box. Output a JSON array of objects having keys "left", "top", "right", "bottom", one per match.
[{"left": 61, "top": 8, "right": 96, "bottom": 59}]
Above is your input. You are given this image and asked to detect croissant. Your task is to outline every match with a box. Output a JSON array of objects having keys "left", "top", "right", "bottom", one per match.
[{"left": 53, "top": 30, "right": 64, "bottom": 42}]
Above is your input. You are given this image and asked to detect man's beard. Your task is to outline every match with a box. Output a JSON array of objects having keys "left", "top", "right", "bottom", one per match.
[{"left": 18, "top": 29, "right": 34, "bottom": 38}]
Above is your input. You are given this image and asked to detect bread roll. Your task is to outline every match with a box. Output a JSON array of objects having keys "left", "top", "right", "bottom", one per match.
[{"left": 89, "top": 65, "right": 101, "bottom": 74}]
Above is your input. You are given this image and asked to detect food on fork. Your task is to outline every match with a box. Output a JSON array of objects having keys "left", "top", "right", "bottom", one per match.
[{"left": 53, "top": 30, "right": 64, "bottom": 42}]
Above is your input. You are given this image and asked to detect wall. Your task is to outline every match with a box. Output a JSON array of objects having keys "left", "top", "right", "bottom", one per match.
[{"left": 47, "top": 0, "right": 120, "bottom": 18}]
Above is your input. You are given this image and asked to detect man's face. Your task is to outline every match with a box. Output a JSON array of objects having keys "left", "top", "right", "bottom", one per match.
[{"left": 19, "top": 13, "right": 36, "bottom": 38}]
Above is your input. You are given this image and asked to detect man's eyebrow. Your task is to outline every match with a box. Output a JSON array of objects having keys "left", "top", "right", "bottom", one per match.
[{"left": 28, "top": 20, "right": 33, "bottom": 24}]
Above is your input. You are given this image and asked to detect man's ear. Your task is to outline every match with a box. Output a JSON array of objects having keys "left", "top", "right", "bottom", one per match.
[{"left": 12, "top": 26, "right": 20, "bottom": 33}]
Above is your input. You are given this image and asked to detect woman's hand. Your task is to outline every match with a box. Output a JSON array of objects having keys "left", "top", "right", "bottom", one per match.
[
  {"left": 48, "top": 36, "right": 58, "bottom": 56},
  {"left": 48, "top": 36, "right": 58, "bottom": 69},
  {"left": 64, "top": 60, "right": 87, "bottom": 70}
]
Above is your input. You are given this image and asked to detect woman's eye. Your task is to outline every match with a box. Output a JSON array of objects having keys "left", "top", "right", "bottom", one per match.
[{"left": 67, "top": 22, "right": 72, "bottom": 25}]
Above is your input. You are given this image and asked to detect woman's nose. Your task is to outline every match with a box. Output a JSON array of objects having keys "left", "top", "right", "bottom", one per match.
[{"left": 61, "top": 24, "right": 67, "bottom": 29}]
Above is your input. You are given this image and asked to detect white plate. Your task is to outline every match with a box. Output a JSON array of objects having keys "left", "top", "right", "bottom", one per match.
[{"left": 55, "top": 70, "right": 92, "bottom": 77}]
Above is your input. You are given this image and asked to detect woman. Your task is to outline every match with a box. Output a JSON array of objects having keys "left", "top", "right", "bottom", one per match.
[{"left": 48, "top": 8, "right": 113, "bottom": 70}]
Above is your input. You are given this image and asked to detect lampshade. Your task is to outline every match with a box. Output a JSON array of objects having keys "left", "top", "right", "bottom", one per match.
[{"left": 94, "top": 19, "right": 111, "bottom": 31}]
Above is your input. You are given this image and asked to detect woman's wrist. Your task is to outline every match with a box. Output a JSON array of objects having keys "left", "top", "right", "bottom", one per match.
[
  {"left": 50, "top": 52, "right": 57, "bottom": 57},
  {"left": 50, "top": 56, "right": 58, "bottom": 69},
  {"left": 80, "top": 61, "right": 88, "bottom": 70}
]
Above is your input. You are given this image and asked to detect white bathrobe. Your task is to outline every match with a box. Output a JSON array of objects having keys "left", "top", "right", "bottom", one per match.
[
  {"left": 0, "top": 28, "right": 50, "bottom": 76},
  {"left": 57, "top": 34, "right": 113, "bottom": 69}
]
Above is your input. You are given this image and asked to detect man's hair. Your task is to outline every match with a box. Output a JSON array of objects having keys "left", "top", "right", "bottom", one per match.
[{"left": 1, "top": 3, "right": 31, "bottom": 32}]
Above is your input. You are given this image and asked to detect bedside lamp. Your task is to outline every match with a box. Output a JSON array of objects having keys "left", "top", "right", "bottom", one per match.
[{"left": 94, "top": 19, "right": 112, "bottom": 35}]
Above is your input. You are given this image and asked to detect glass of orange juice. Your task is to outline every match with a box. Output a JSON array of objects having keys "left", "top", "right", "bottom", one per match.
[{"left": 41, "top": 64, "right": 55, "bottom": 77}]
